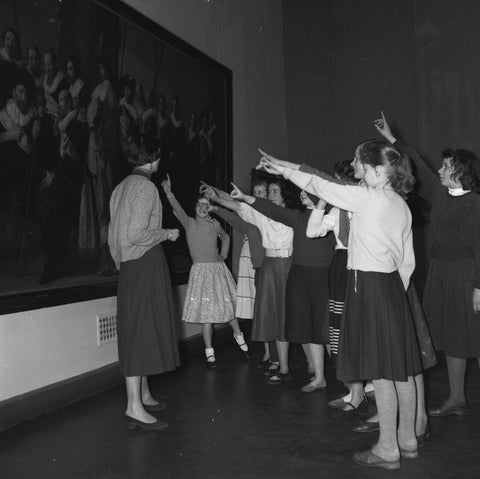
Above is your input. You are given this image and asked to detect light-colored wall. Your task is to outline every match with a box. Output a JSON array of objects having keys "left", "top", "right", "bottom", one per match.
[{"left": 0, "top": 0, "right": 287, "bottom": 403}]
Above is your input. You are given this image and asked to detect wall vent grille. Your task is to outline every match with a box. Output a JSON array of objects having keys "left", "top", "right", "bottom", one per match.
[{"left": 96, "top": 312, "right": 117, "bottom": 345}]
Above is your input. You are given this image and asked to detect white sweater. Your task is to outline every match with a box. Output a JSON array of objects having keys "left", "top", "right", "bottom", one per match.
[{"left": 284, "top": 168, "right": 415, "bottom": 290}]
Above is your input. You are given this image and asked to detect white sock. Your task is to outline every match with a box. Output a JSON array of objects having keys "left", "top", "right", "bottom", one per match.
[
  {"left": 364, "top": 381, "right": 374, "bottom": 393},
  {"left": 234, "top": 332, "right": 249, "bottom": 351},
  {"left": 343, "top": 392, "right": 352, "bottom": 402},
  {"left": 205, "top": 348, "right": 215, "bottom": 362}
]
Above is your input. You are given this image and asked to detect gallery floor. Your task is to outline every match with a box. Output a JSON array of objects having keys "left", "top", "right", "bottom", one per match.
[{"left": 1, "top": 340, "right": 479, "bottom": 478}]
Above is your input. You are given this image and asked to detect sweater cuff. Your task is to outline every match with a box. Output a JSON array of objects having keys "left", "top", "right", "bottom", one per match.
[{"left": 306, "top": 209, "right": 325, "bottom": 238}]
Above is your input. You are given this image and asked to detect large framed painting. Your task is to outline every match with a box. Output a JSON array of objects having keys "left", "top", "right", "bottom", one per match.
[{"left": 0, "top": 0, "right": 232, "bottom": 313}]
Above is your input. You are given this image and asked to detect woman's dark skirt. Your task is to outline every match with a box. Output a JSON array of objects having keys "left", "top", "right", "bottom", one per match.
[
  {"left": 328, "top": 249, "right": 348, "bottom": 362},
  {"left": 117, "top": 245, "right": 180, "bottom": 377},
  {"left": 423, "top": 257, "right": 480, "bottom": 358},
  {"left": 251, "top": 256, "right": 292, "bottom": 342},
  {"left": 337, "top": 270, "right": 422, "bottom": 382},
  {"left": 285, "top": 264, "right": 329, "bottom": 344}
]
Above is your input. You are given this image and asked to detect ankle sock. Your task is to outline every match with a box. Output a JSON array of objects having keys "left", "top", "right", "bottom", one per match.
[
  {"left": 234, "top": 332, "right": 249, "bottom": 351},
  {"left": 205, "top": 348, "right": 215, "bottom": 361}
]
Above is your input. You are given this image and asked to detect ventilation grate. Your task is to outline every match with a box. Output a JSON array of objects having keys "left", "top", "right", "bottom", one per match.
[{"left": 96, "top": 312, "right": 117, "bottom": 345}]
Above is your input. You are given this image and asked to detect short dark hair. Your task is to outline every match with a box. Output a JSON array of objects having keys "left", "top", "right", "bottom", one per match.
[
  {"left": 443, "top": 148, "right": 480, "bottom": 191},
  {"left": 334, "top": 159, "right": 355, "bottom": 182}
]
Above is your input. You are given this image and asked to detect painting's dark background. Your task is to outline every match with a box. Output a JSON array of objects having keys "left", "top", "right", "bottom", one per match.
[{"left": 0, "top": 0, "right": 230, "bottom": 303}]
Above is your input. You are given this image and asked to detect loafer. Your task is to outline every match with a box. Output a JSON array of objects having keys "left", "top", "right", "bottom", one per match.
[
  {"left": 125, "top": 415, "right": 168, "bottom": 431},
  {"left": 143, "top": 401, "right": 166, "bottom": 411},
  {"left": 353, "top": 420, "right": 380, "bottom": 433},
  {"left": 268, "top": 372, "right": 292, "bottom": 384},
  {"left": 353, "top": 449, "right": 400, "bottom": 470},
  {"left": 429, "top": 401, "right": 469, "bottom": 417},
  {"left": 301, "top": 382, "right": 326, "bottom": 393}
]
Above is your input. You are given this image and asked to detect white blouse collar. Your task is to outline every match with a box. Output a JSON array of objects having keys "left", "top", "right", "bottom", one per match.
[{"left": 448, "top": 187, "right": 470, "bottom": 196}]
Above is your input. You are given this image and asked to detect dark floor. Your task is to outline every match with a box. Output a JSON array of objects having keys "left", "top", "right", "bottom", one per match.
[{"left": 1, "top": 342, "right": 480, "bottom": 479}]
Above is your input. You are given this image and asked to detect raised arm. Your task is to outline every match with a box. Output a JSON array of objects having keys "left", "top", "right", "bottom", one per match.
[
  {"left": 161, "top": 174, "right": 189, "bottom": 228},
  {"left": 261, "top": 159, "right": 366, "bottom": 213},
  {"left": 211, "top": 205, "right": 250, "bottom": 235},
  {"left": 258, "top": 148, "right": 301, "bottom": 170},
  {"left": 249, "top": 197, "right": 298, "bottom": 227},
  {"left": 201, "top": 182, "right": 243, "bottom": 212},
  {"left": 374, "top": 111, "right": 439, "bottom": 202}
]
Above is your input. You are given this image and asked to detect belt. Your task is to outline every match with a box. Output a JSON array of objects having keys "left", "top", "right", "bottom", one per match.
[{"left": 265, "top": 248, "right": 292, "bottom": 258}]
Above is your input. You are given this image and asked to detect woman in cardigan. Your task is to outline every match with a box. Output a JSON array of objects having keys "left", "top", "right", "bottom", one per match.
[{"left": 108, "top": 133, "right": 180, "bottom": 431}]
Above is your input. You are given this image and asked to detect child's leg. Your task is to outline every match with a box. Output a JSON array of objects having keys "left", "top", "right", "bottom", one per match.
[
  {"left": 262, "top": 342, "right": 270, "bottom": 361},
  {"left": 343, "top": 381, "right": 365, "bottom": 410},
  {"left": 229, "top": 318, "right": 241, "bottom": 335},
  {"left": 125, "top": 376, "right": 156, "bottom": 423},
  {"left": 414, "top": 373, "right": 428, "bottom": 436},
  {"left": 445, "top": 356, "right": 467, "bottom": 405},
  {"left": 203, "top": 323, "right": 216, "bottom": 364},
  {"left": 371, "top": 378, "right": 400, "bottom": 461},
  {"left": 396, "top": 376, "right": 417, "bottom": 452},
  {"left": 141, "top": 376, "right": 160, "bottom": 406},
  {"left": 302, "top": 344, "right": 313, "bottom": 373},
  {"left": 276, "top": 340, "right": 289, "bottom": 374},
  {"left": 308, "top": 343, "right": 326, "bottom": 387},
  {"left": 229, "top": 318, "right": 249, "bottom": 355},
  {"left": 202, "top": 323, "right": 213, "bottom": 348}
]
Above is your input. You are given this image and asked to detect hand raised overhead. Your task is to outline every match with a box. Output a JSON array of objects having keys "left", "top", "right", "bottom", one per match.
[{"left": 161, "top": 174, "right": 172, "bottom": 195}]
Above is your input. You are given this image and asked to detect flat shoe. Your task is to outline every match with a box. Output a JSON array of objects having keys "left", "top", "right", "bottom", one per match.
[
  {"left": 205, "top": 357, "right": 218, "bottom": 369},
  {"left": 352, "top": 420, "right": 380, "bottom": 433},
  {"left": 233, "top": 336, "right": 251, "bottom": 358},
  {"left": 328, "top": 395, "right": 349, "bottom": 409},
  {"left": 125, "top": 415, "right": 168, "bottom": 431},
  {"left": 301, "top": 382, "right": 326, "bottom": 393},
  {"left": 268, "top": 372, "right": 292, "bottom": 384},
  {"left": 143, "top": 401, "right": 166, "bottom": 411},
  {"left": 334, "top": 397, "right": 369, "bottom": 419},
  {"left": 429, "top": 401, "right": 469, "bottom": 417},
  {"left": 264, "top": 364, "right": 280, "bottom": 377},
  {"left": 416, "top": 425, "right": 431, "bottom": 447},
  {"left": 353, "top": 449, "right": 400, "bottom": 470},
  {"left": 399, "top": 448, "right": 418, "bottom": 459}
]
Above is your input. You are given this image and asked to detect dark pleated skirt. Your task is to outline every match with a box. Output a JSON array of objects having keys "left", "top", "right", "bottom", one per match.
[
  {"left": 423, "top": 258, "right": 480, "bottom": 357},
  {"left": 328, "top": 249, "right": 348, "bottom": 362},
  {"left": 251, "top": 256, "right": 292, "bottom": 342},
  {"left": 117, "top": 245, "right": 180, "bottom": 377},
  {"left": 337, "top": 270, "right": 422, "bottom": 382},
  {"left": 285, "top": 264, "right": 329, "bottom": 344}
]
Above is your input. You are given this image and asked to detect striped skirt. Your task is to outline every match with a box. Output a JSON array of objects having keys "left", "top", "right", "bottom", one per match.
[{"left": 328, "top": 249, "right": 348, "bottom": 361}]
